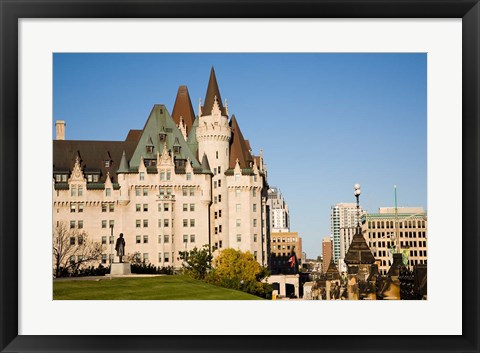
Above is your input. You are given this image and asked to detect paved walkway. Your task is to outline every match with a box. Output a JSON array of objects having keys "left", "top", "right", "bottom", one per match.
[{"left": 53, "top": 274, "right": 166, "bottom": 282}]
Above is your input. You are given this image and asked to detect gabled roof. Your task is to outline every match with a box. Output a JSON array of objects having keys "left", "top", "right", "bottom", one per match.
[
  {"left": 53, "top": 140, "right": 137, "bottom": 184},
  {"left": 129, "top": 104, "right": 203, "bottom": 171},
  {"left": 171, "top": 85, "right": 196, "bottom": 134},
  {"left": 201, "top": 153, "right": 213, "bottom": 174},
  {"left": 229, "top": 115, "right": 253, "bottom": 169},
  {"left": 201, "top": 67, "right": 227, "bottom": 116},
  {"left": 125, "top": 129, "right": 142, "bottom": 142},
  {"left": 344, "top": 227, "right": 375, "bottom": 265}
]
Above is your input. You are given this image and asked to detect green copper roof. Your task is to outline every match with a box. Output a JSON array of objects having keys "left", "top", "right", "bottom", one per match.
[
  {"left": 117, "top": 150, "right": 130, "bottom": 174},
  {"left": 130, "top": 104, "right": 202, "bottom": 171},
  {"left": 187, "top": 116, "right": 199, "bottom": 160}
]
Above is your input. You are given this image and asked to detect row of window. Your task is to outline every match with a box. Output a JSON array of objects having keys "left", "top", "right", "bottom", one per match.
[
  {"left": 134, "top": 187, "right": 196, "bottom": 197},
  {"left": 369, "top": 240, "right": 427, "bottom": 248},
  {"left": 70, "top": 220, "right": 84, "bottom": 229},
  {"left": 235, "top": 204, "right": 257, "bottom": 212},
  {"left": 369, "top": 231, "right": 427, "bottom": 239},
  {"left": 272, "top": 237, "right": 296, "bottom": 243},
  {"left": 272, "top": 245, "right": 292, "bottom": 251},
  {"left": 69, "top": 236, "right": 84, "bottom": 245},
  {"left": 368, "top": 220, "right": 426, "bottom": 229}
]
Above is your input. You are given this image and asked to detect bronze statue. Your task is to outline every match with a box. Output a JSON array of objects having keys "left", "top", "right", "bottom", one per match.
[{"left": 115, "top": 233, "right": 125, "bottom": 263}]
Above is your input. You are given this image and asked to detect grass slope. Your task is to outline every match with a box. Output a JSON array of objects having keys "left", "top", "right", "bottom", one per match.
[{"left": 53, "top": 275, "right": 262, "bottom": 300}]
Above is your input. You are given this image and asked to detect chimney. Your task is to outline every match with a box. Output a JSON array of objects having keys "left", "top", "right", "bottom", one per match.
[{"left": 55, "top": 120, "right": 65, "bottom": 140}]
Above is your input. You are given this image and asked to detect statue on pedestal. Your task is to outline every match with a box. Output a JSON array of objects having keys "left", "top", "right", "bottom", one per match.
[{"left": 115, "top": 233, "right": 125, "bottom": 263}]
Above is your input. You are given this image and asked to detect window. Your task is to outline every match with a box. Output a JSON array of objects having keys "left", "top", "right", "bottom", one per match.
[
  {"left": 215, "top": 227, "right": 218, "bottom": 235},
  {"left": 160, "top": 171, "right": 165, "bottom": 181},
  {"left": 136, "top": 204, "right": 141, "bottom": 212},
  {"left": 214, "top": 212, "right": 218, "bottom": 219},
  {"left": 164, "top": 219, "right": 169, "bottom": 227},
  {"left": 136, "top": 235, "right": 141, "bottom": 244},
  {"left": 254, "top": 175, "right": 257, "bottom": 182},
  {"left": 143, "top": 188, "right": 148, "bottom": 196},
  {"left": 102, "top": 254, "right": 107, "bottom": 264},
  {"left": 166, "top": 171, "right": 171, "bottom": 180},
  {"left": 106, "top": 188, "right": 111, "bottom": 197},
  {"left": 218, "top": 225, "right": 222, "bottom": 233},
  {"left": 253, "top": 189, "right": 257, "bottom": 197},
  {"left": 93, "top": 175, "right": 99, "bottom": 182},
  {"left": 254, "top": 251, "right": 258, "bottom": 260},
  {"left": 214, "top": 181, "right": 217, "bottom": 189},
  {"left": 55, "top": 174, "right": 62, "bottom": 182},
  {"left": 214, "top": 196, "right": 217, "bottom": 204},
  {"left": 109, "top": 204, "right": 114, "bottom": 212},
  {"left": 236, "top": 204, "right": 241, "bottom": 212},
  {"left": 190, "top": 204, "right": 195, "bottom": 212},
  {"left": 108, "top": 220, "right": 113, "bottom": 229},
  {"left": 146, "top": 145, "right": 153, "bottom": 154},
  {"left": 78, "top": 220, "right": 83, "bottom": 229},
  {"left": 143, "top": 253, "right": 149, "bottom": 262},
  {"left": 190, "top": 219, "right": 195, "bottom": 227},
  {"left": 159, "top": 188, "right": 165, "bottom": 196},
  {"left": 78, "top": 203, "right": 84, "bottom": 213},
  {"left": 78, "top": 235, "right": 84, "bottom": 245},
  {"left": 182, "top": 187, "right": 187, "bottom": 196},
  {"left": 143, "top": 220, "right": 148, "bottom": 228},
  {"left": 236, "top": 219, "right": 241, "bottom": 227},
  {"left": 70, "top": 204, "right": 76, "bottom": 213},
  {"left": 136, "top": 220, "right": 141, "bottom": 228},
  {"left": 135, "top": 187, "right": 141, "bottom": 196},
  {"left": 186, "top": 173, "right": 191, "bottom": 181},
  {"left": 143, "top": 204, "right": 148, "bottom": 212},
  {"left": 219, "top": 240, "right": 223, "bottom": 248},
  {"left": 213, "top": 168, "right": 216, "bottom": 175},
  {"left": 218, "top": 195, "right": 222, "bottom": 202},
  {"left": 78, "top": 186, "right": 83, "bottom": 196},
  {"left": 101, "top": 236, "right": 107, "bottom": 245},
  {"left": 183, "top": 219, "right": 188, "bottom": 227},
  {"left": 140, "top": 172, "right": 145, "bottom": 181},
  {"left": 236, "top": 189, "right": 240, "bottom": 197},
  {"left": 218, "top": 210, "right": 222, "bottom": 218},
  {"left": 254, "top": 234, "right": 258, "bottom": 242},
  {"left": 164, "top": 203, "right": 169, "bottom": 212},
  {"left": 235, "top": 174, "right": 240, "bottom": 182},
  {"left": 218, "top": 166, "right": 221, "bottom": 174},
  {"left": 167, "top": 188, "right": 172, "bottom": 195},
  {"left": 216, "top": 151, "right": 218, "bottom": 159},
  {"left": 190, "top": 234, "right": 195, "bottom": 243},
  {"left": 253, "top": 204, "right": 257, "bottom": 212},
  {"left": 69, "top": 255, "right": 75, "bottom": 265},
  {"left": 71, "top": 186, "right": 76, "bottom": 197},
  {"left": 164, "top": 253, "right": 169, "bottom": 262},
  {"left": 189, "top": 188, "right": 195, "bottom": 196},
  {"left": 237, "top": 234, "right": 241, "bottom": 242},
  {"left": 102, "top": 220, "right": 107, "bottom": 228},
  {"left": 183, "top": 204, "right": 188, "bottom": 212},
  {"left": 164, "top": 234, "right": 169, "bottom": 243},
  {"left": 218, "top": 180, "right": 221, "bottom": 187},
  {"left": 70, "top": 237, "right": 75, "bottom": 245},
  {"left": 183, "top": 235, "right": 188, "bottom": 243},
  {"left": 143, "top": 235, "right": 149, "bottom": 243},
  {"left": 104, "top": 160, "right": 110, "bottom": 168}
]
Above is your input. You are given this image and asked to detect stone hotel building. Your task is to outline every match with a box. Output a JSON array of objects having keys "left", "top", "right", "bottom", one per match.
[{"left": 53, "top": 68, "right": 270, "bottom": 268}]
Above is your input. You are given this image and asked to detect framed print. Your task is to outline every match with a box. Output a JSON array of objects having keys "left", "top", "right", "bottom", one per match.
[{"left": 1, "top": 0, "right": 479, "bottom": 352}]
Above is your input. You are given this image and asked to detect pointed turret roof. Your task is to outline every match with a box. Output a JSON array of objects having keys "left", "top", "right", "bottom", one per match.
[
  {"left": 344, "top": 228, "right": 375, "bottom": 265},
  {"left": 325, "top": 259, "right": 340, "bottom": 280},
  {"left": 229, "top": 115, "right": 253, "bottom": 169},
  {"left": 201, "top": 153, "right": 212, "bottom": 174},
  {"left": 187, "top": 116, "right": 199, "bottom": 160},
  {"left": 172, "top": 85, "right": 196, "bottom": 134},
  {"left": 117, "top": 150, "right": 130, "bottom": 173},
  {"left": 202, "top": 67, "right": 227, "bottom": 116}
]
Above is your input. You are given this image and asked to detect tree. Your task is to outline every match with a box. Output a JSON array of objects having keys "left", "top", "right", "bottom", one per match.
[
  {"left": 178, "top": 245, "right": 213, "bottom": 280},
  {"left": 207, "top": 248, "right": 272, "bottom": 298},
  {"left": 52, "top": 222, "right": 104, "bottom": 277}
]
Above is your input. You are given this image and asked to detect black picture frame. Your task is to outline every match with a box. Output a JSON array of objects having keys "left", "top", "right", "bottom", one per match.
[{"left": 1, "top": 1, "right": 478, "bottom": 352}]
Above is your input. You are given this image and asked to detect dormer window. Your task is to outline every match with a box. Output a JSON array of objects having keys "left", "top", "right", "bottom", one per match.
[
  {"left": 159, "top": 133, "right": 166, "bottom": 142},
  {"left": 93, "top": 175, "right": 99, "bottom": 182},
  {"left": 146, "top": 145, "right": 154, "bottom": 154},
  {"left": 104, "top": 160, "right": 110, "bottom": 168},
  {"left": 87, "top": 175, "right": 93, "bottom": 183},
  {"left": 173, "top": 146, "right": 180, "bottom": 154}
]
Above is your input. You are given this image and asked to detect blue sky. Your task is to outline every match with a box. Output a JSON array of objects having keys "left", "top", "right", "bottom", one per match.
[{"left": 53, "top": 53, "right": 427, "bottom": 258}]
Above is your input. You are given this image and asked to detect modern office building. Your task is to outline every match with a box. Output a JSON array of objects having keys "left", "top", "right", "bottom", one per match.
[
  {"left": 267, "top": 187, "right": 290, "bottom": 232},
  {"left": 330, "top": 203, "right": 364, "bottom": 268},
  {"left": 362, "top": 207, "right": 428, "bottom": 275},
  {"left": 52, "top": 68, "right": 270, "bottom": 269},
  {"left": 321, "top": 236, "right": 332, "bottom": 273}
]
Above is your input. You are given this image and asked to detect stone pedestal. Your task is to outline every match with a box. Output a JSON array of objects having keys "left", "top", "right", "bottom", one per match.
[{"left": 110, "top": 262, "right": 131, "bottom": 276}]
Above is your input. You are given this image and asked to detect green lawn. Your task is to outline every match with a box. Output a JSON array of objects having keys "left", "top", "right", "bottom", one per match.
[{"left": 53, "top": 275, "right": 262, "bottom": 300}]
